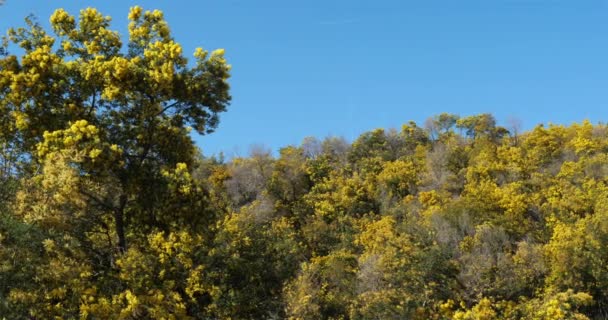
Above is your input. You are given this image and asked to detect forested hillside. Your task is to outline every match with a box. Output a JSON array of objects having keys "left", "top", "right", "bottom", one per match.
[{"left": 1, "top": 6, "right": 608, "bottom": 320}]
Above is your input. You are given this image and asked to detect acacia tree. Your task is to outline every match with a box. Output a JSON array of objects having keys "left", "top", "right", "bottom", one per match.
[
  {"left": 1, "top": 6, "right": 230, "bottom": 252},
  {"left": 0, "top": 6, "right": 231, "bottom": 317}
]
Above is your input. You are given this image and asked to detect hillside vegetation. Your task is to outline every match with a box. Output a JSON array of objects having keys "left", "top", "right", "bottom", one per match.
[{"left": 1, "top": 6, "right": 608, "bottom": 320}]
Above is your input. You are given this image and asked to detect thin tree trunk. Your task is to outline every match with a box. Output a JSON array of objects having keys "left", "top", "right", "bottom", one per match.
[{"left": 115, "top": 194, "right": 127, "bottom": 253}]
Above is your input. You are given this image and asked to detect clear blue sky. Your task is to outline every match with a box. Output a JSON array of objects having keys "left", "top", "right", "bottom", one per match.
[{"left": 2, "top": 1, "right": 607, "bottom": 157}]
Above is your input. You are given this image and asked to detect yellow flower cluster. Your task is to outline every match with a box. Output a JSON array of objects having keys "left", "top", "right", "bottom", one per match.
[
  {"left": 80, "top": 7, "right": 108, "bottom": 28},
  {"left": 194, "top": 47, "right": 207, "bottom": 59},
  {"left": 53, "top": 8, "right": 121, "bottom": 56},
  {"left": 127, "top": 6, "right": 143, "bottom": 21},
  {"left": 144, "top": 41, "right": 182, "bottom": 62},
  {"left": 207, "top": 47, "right": 231, "bottom": 74},
  {"left": 21, "top": 45, "right": 60, "bottom": 72},
  {"left": 569, "top": 120, "right": 598, "bottom": 155},
  {"left": 84, "top": 40, "right": 101, "bottom": 55},
  {"left": 81, "top": 55, "right": 106, "bottom": 81},
  {"left": 110, "top": 56, "right": 130, "bottom": 80},
  {"left": 377, "top": 159, "right": 419, "bottom": 197},
  {"left": 142, "top": 40, "right": 184, "bottom": 90},
  {"left": 161, "top": 162, "right": 194, "bottom": 194},
  {"left": 50, "top": 9, "right": 71, "bottom": 25},
  {"left": 50, "top": 9, "right": 76, "bottom": 36},
  {"left": 148, "top": 231, "right": 196, "bottom": 268},
  {"left": 128, "top": 7, "right": 171, "bottom": 43},
  {"left": 185, "top": 265, "right": 214, "bottom": 301},
  {"left": 149, "top": 9, "right": 164, "bottom": 20},
  {"left": 211, "top": 48, "right": 225, "bottom": 57},
  {"left": 12, "top": 111, "right": 29, "bottom": 130},
  {"left": 37, "top": 120, "right": 100, "bottom": 159}
]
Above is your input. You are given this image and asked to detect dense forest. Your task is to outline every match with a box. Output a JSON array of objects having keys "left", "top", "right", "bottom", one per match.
[{"left": 1, "top": 6, "right": 608, "bottom": 320}]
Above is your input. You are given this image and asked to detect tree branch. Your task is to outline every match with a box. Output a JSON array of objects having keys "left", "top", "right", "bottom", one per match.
[{"left": 156, "top": 100, "right": 181, "bottom": 117}]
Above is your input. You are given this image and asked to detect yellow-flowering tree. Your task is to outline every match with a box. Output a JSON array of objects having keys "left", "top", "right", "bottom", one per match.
[
  {"left": 0, "top": 6, "right": 230, "bottom": 317},
  {"left": 5, "top": 22, "right": 608, "bottom": 318},
  {"left": 2, "top": 5, "right": 230, "bottom": 251}
]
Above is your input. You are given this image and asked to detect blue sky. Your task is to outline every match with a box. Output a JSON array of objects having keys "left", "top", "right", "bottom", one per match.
[{"left": 1, "top": 1, "right": 607, "bottom": 157}]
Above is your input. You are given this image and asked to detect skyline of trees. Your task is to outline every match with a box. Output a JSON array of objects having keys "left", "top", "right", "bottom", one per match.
[{"left": 1, "top": 6, "right": 608, "bottom": 320}]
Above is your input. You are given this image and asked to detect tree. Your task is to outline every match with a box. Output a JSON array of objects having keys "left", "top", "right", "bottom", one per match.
[
  {"left": 456, "top": 114, "right": 508, "bottom": 142},
  {"left": 2, "top": 6, "right": 230, "bottom": 253},
  {"left": 425, "top": 113, "right": 459, "bottom": 141},
  {"left": 284, "top": 249, "right": 358, "bottom": 319},
  {"left": 224, "top": 149, "right": 273, "bottom": 208},
  {"left": 0, "top": 7, "right": 231, "bottom": 316}
]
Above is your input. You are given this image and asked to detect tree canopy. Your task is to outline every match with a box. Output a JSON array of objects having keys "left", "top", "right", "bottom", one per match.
[{"left": 1, "top": 6, "right": 608, "bottom": 320}]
